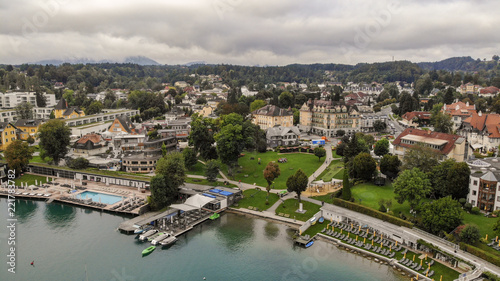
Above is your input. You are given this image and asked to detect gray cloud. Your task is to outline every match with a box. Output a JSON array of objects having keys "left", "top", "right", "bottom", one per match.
[{"left": 0, "top": 0, "right": 499, "bottom": 65}]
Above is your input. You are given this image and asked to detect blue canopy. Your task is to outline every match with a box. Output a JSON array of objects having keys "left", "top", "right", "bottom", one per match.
[
  {"left": 219, "top": 191, "right": 233, "bottom": 196},
  {"left": 209, "top": 189, "right": 222, "bottom": 193},
  {"left": 202, "top": 193, "right": 216, "bottom": 199}
]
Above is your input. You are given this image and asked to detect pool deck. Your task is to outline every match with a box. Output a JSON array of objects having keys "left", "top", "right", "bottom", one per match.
[{"left": 0, "top": 173, "right": 151, "bottom": 216}]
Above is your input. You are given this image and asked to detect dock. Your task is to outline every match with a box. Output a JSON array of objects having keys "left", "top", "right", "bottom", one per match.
[{"left": 294, "top": 235, "right": 313, "bottom": 246}]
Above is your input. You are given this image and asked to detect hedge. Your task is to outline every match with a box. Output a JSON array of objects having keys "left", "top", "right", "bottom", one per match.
[
  {"left": 459, "top": 242, "right": 500, "bottom": 267},
  {"left": 332, "top": 198, "right": 414, "bottom": 228}
]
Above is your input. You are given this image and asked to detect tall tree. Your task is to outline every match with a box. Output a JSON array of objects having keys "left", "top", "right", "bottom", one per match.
[
  {"left": 286, "top": 169, "right": 308, "bottom": 202},
  {"left": 250, "top": 99, "right": 267, "bottom": 112},
  {"left": 205, "top": 159, "right": 220, "bottom": 182},
  {"left": 35, "top": 92, "right": 47, "bottom": 107},
  {"left": 393, "top": 168, "right": 432, "bottom": 210},
  {"left": 351, "top": 152, "right": 377, "bottom": 181},
  {"left": 189, "top": 115, "right": 216, "bottom": 160},
  {"left": 379, "top": 154, "right": 401, "bottom": 180},
  {"left": 155, "top": 152, "right": 186, "bottom": 189},
  {"left": 263, "top": 162, "right": 280, "bottom": 203},
  {"left": 420, "top": 196, "right": 463, "bottom": 235},
  {"left": 4, "top": 140, "right": 34, "bottom": 174},
  {"left": 15, "top": 102, "right": 34, "bottom": 119},
  {"left": 374, "top": 138, "right": 389, "bottom": 156},
  {"left": 85, "top": 100, "right": 103, "bottom": 115},
  {"left": 182, "top": 147, "right": 198, "bottom": 170},
  {"left": 443, "top": 87, "right": 455, "bottom": 105},
  {"left": 402, "top": 144, "right": 439, "bottom": 173},
  {"left": 459, "top": 225, "right": 480, "bottom": 244},
  {"left": 278, "top": 91, "right": 294, "bottom": 108},
  {"left": 215, "top": 123, "right": 244, "bottom": 175},
  {"left": 38, "top": 119, "right": 71, "bottom": 165},
  {"left": 314, "top": 147, "right": 326, "bottom": 162},
  {"left": 342, "top": 169, "right": 351, "bottom": 201},
  {"left": 373, "top": 120, "right": 387, "bottom": 133},
  {"left": 149, "top": 175, "right": 179, "bottom": 210}
]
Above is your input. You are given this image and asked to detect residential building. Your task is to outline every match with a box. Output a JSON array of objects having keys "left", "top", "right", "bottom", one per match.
[
  {"left": 466, "top": 159, "right": 500, "bottom": 212},
  {"left": 33, "top": 108, "right": 53, "bottom": 120},
  {"left": 73, "top": 133, "right": 109, "bottom": 156},
  {"left": 401, "top": 111, "right": 431, "bottom": 128},
  {"left": 360, "top": 114, "right": 389, "bottom": 132},
  {"left": 458, "top": 83, "right": 481, "bottom": 95},
  {"left": 442, "top": 101, "right": 476, "bottom": 130},
  {"left": 252, "top": 105, "right": 293, "bottom": 130},
  {"left": 64, "top": 109, "right": 139, "bottom": 127},
  {"left": 54, "top": 97, "right": 85, "bottom": 119},
  {"left": 122, "top": 153, "right": 162, "bottom": 173},
  {"left": 14, "top": 119, "right": 42, "bottom": 140},
  {"left": 458, "top": 112, "right": 500, "bottom": 152},
  {"left": 0, "top": 122, "right": 18, "bottom": 150},
  {"left": 0, "top": 109, "right": 17, "bottom": 123},
  {"left": 392, "top": 128, "right": 467, "bottom": 162},
  {"left": 0, "top": 92, "right": 55, "bottom": 108},
  {"left": 299, "top": 99, "right": 361, "bottom": 137},
  {"left": 266, "top": 126, "right": 300, "bottom": 148},
  {"left": 193, "top": 104, "right": 215, "bottom": 118},
  {"left": 479, "top": 86, "right": 500, "bottom": 98},
  {"left": 108, "top": 116, "right": 136, "bottom": 134}
]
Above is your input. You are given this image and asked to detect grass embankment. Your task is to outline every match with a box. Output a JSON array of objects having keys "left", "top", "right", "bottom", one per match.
[
  {"left": 315, "top": 159, "right": 344, "bottom": 181},
  {"left": 14, "top": 174, "right": 52, "bottom": 186},
  {"left": 223, "top": 151, "right": 323, "bottom": 189},
  {"left": 274, "top": 199, "right": 321, "bottom": 221},
  {"left": 185, "top": 177, "right": 237, "bottom": 188},
  {"left": 234, "top": 189, "right": 279, "bottom": 211}
]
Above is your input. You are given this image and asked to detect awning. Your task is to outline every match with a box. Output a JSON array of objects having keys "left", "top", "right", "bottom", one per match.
[
  {"left": 169, "top": 203, "right": 198, "bottom": 212},
  {"left": 471, "top": 143, "right": 483, "bottom": 149}
]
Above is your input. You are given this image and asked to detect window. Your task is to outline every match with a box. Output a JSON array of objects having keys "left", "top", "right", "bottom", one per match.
[
  {"left": 473, "top": 180, "right": 478, "bottom": 185},
  {"left": 472, "top": 190, "right": 477, "bottom": 196}
]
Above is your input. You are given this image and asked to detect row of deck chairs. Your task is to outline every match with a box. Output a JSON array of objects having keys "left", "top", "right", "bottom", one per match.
[
  {"left": 398, "top": 258, "right": 435, "bottom": 277},
  {"left": 60, "top": 196, "right": 106, "bottom": 208},
  {"left": 487, "top": 239, "right": 500, "bottom": 251}
]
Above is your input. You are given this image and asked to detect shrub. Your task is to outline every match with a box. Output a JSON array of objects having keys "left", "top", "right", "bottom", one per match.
[
  {"left": 459, "top": 198, "right": 466, "bottom": 205},
  {"left": 67, "top": 157, "right": 89, "bottom": 169},
  {"left": 471, "top": 207, "right": 480, "bottom": 215},
  {"left": 464, "top": 203, "right": 472, "bottom": 212}
]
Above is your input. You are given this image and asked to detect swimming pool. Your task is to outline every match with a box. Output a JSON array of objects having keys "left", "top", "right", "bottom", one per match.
[{"left": 76, "top": 191, "right": 124, "bottom": 205}]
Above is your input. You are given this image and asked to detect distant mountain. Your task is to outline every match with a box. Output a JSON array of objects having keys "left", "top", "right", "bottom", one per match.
[
  {"left": 417, "top": 56, "right": 498, "bottom": 72},
  {"left": 29, "top": 56, "right": 159, "bottom": 66},
  {"left": 183, "top": 61, "right": 206, "bottom": 66},
  {"left": 123, "top": 56, "right": 159, "bottom": 65}
]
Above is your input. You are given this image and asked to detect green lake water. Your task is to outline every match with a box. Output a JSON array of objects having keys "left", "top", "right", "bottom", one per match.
[{"left": 0, "top": 198, "right": 407, "bottom": 280}]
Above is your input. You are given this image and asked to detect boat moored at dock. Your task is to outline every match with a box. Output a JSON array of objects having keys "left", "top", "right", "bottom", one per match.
[
  {"left": 151, "top": 233, "right": 170, "bottom": 245},
  {"left": 159, "top": 236, "right": 178, "bottom": 246},
  {"left": 139, "top": 229, "right": 158, "bottom": 241}
]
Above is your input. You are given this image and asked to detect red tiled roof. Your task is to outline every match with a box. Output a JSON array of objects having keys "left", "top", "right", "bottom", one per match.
[
  {"left": 401, "top": 111, "right": 430, "bottom": 121},
  {"left": 480, "top": 86, "right": 500, "bottom": 95},
  {"left": 76, "top": 133, "right": 103, "bottom": 144},
  {"left": 393, "top": 128, "right": 463, "bottom": 155},
  {"left": 464, "top": 113, "right": 500, "bottom": 138},
  {"left": 443, "top": 101, "right": 476, "bottom": 117}
]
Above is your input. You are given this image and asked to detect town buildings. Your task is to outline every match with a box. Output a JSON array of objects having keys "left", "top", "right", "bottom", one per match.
[
  {"left": 458, "top": 112, "right": 500, "bottom": 152},
  {"left": 266, "top": 126, "right": 301, "bottom": 148},
  {"left": 54, "top": 97, "right": 85, "bottom": 119}
]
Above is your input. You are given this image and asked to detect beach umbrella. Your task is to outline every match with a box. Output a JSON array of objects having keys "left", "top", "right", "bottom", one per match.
[
  {"left": 35, "top": 179, "right": 38, "bottom": 185},
  {"left": 363, "top": 237, "right": 366, "bottom": 243},
  {"left": 371, "top": 240, "right": 373, "bottom": 246},
  {"left": 46, "top": 176, "right": 49, "bottom": 182},
  {"left": 413, "top": 255, "right": 415, "bottom": 262}
]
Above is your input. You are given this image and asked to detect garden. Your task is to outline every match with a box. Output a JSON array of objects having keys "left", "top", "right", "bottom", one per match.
[
  {"left": 235, "top": 189, "right": 279, "bottom": 211},
  {"left": 222, "top": 151, "right": 323, "bottom": 189}
]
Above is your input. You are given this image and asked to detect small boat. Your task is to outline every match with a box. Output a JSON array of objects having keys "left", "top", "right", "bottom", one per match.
[
  {"left": 318, "top": 217, "right": 325, "bottom": 224},
  {"left": 151, "top": 233, "right": 170, "bottom": 245},
  {"left": 139, "top": 229, "right": 158, "bottom": 241},
  {"left": 310, "top": 217, "right": 317, "bottom": 225},
  {"left": 134, "top": 225, "right": 151, "bottom": 234},
  {"left": 305, "top": 241, "right": 314, "bottom": 248},
  {"left": 148, "top": 232, "right": 164, "bottom": 242},
  {"left": 160, "top": 236, "right": 178, "bottom": 246},
  {"left": 142, "top": 246, "right": 156, "bottom": 256},
  {"left": 209, "top": 213, "right": 220, "bottom": 220}
]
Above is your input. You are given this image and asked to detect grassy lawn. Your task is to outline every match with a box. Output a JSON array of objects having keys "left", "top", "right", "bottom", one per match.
[
  {"left": 462, "top": 212, "right": 497, "bottom": 238},
  {"left": 331, "top": 149, "right": 341, "bottom": 158},
  {"left": 14, "top": 174, "right": 52, "bottom": 186},
  {"left": 234, "top": 189, "right": 279, "bottom": 211},
  {"left": 351, "top": 182, "right": 413, "bottom": 217},
  {"left": 275, "top": 199, "right": 321, "bottom": 221},
  {"left": 315, "top": 159, "right": 343, "bottom": 181},
  {"left": 311, "top": 192, "right": 336, "bottom": 204},
  {"left": 29, "top": 155, "right": 51, "bottom": 163},
  {"left": 186, "top": 161, "right": 206, "bottom": 176},
  {"left": 223, "top": 151, "right": 323, "bottom": 189},
  {"left": 332, "top": 169, "right": 345, "bottom": 180}
]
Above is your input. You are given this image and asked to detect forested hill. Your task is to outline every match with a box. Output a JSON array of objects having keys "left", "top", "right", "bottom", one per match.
[{"left": 418, "top": 56, "right": 499, "bottom": 72}]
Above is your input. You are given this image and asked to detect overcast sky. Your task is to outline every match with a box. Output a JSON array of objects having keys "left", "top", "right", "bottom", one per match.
[{"left": 1, "top": 0, "right": 499, "bottom": 66}]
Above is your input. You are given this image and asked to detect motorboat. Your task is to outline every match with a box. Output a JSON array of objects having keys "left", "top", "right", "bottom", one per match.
[
  {"left": 209, "top": 213, "right": 220, "bottom": 220},
  {"left": 147, "top": 232, "right": 164, "bottom": 242},
  {"left": 151, "top": 233, "right": 170, "bottom": 245},
  {"left": 134, "top": 225, "right": 151, "bottom": 234},
  {"left": 139, "top": 229, "right": 158, "bottom": 241},
  {"left": 160, "top": 236, "right": 178, "bottom": 246},
  {"left": 142, "top": 246, "right": 156, "bottom": 256},
  {"left": 305, "top": 241, "right": 314, "bottom": 248}
]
